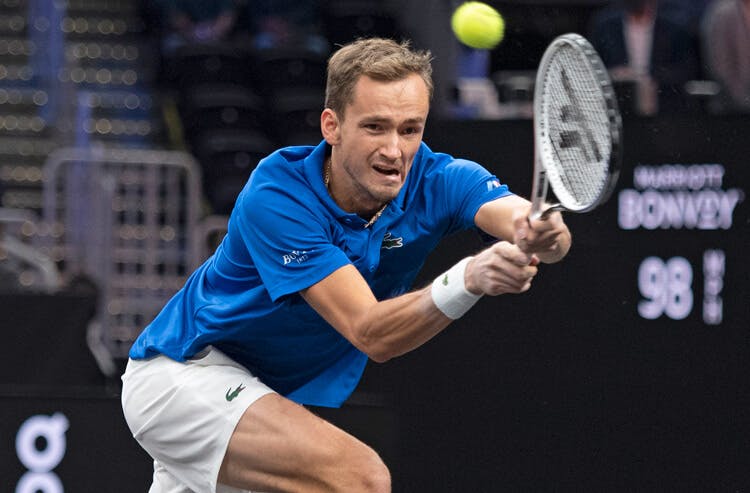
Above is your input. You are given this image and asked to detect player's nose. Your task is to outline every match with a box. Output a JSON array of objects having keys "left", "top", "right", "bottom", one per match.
[{"left": 379, "top": 132, "right": 402, "bottom": 161}]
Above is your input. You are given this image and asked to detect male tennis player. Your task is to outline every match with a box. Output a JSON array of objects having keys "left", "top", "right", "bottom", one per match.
[{"left": 122, "top": 38, "right": 571, "bottom": 492}]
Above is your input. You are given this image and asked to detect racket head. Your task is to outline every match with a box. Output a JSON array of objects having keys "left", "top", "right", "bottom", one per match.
[{"left": 532, "top": 33, "right": 622, "bottom": 216}]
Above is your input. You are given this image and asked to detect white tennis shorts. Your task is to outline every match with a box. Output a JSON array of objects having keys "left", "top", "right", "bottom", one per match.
[{"left": 121, "top": 346, "right": 276, "bottom": 493}]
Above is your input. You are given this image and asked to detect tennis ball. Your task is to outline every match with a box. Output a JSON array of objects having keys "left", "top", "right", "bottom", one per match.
[{"left": 451, "top": 2, "right": 505, "bottom": 50}]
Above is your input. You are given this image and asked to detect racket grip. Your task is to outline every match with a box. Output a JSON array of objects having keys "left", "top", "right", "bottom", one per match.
[
  {"left": 529, "top": 205, "right": 561, "bottom": 221},
  {"left": 529, "top": 166, "right": 547, "bottom": 220}
]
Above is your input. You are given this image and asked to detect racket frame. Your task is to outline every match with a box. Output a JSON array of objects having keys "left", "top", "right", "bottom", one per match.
[{"left": 530, "top": 33, "right": 622, "bottom": 219}]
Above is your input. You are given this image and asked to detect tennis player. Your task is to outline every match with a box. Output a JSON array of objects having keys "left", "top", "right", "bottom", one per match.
[{"left": 121, "top": 37, "right": 571, "bottom": 493}]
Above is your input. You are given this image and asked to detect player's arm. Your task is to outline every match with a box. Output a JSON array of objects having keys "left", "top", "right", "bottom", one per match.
[
  {"left": 300, "top": 242, "right": 537, "bottom": 363},
  {"left": 474, "top": 194, "right": 571, "bottom": 264}
]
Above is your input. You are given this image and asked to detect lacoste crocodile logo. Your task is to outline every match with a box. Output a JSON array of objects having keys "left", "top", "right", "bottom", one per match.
[
  {"left": 442, "top": 273, "right": 449, "bottom": 286},
  {"left": 226, "top": 383, "right": 246, "bottom": 402},
  {"left": 381, "top": 232, "right": 403, "bottom": 250}
]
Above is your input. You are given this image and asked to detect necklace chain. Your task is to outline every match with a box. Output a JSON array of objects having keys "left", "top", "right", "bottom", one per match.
[{"left": 324, "top": 157, "right": 386, "bottom": 229}]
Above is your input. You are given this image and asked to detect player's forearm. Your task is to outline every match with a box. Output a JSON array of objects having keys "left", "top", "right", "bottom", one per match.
[
  {"left": 348, "top": 242, "right": 548, "bottom": 361},
  {"left": 300, "top": 265, "right": 455, "bottom": 363},
  {"left": 355, "top": 255, "right": 493, "bottom": 362},
  {"left": 353, "top": 287, "right": 452, "bottom": 363},
  {"left": 302, "top": 261, "right": 483, "bottom": 362}
]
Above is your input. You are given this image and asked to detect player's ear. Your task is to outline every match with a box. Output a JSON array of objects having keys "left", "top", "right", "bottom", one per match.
[{"left": 321, "top": 108, "right": 341, "bottom": 145}]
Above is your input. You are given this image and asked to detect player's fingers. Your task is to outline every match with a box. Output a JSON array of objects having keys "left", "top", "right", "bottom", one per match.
[
  {"left": 526, "top": 229, "right": 557, "bottom": 250},
  {"left": 527, "top": 209, "right": 562, "bottom": 232},
  {"left": 514, "top": 217, "right": 557, "bottom": 254},
  {"left": 512, "top": 210, "right": 531, "bottom": 243},
  {"left": 488, "top": 265, "right": 536, "bottom": 294},
  {"left": 492, "top": 241, "right": 535, "bottom": 266},
  {"left": 520, "top": 215, "right": 565, "bottom": 253},
  {"left": 472, "top": 243, "right": 537, "bottom": 295},
  {"left": 493, "top": 259, "right": 537, "bottom": 294}
]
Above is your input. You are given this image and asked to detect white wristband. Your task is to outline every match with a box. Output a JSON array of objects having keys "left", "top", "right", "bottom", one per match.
[{"left": 431, "top": 256, "right": 483, "bottom": 320}]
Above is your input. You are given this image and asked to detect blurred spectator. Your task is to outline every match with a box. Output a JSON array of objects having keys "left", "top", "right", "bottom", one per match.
[
  {"left": 235, "top": 0, "right": 329, "bottom": 55},
  {"left": 384, "top": 0, "right": 459, "bottom": 118},
  {"left": 162, "top": 0, "right": 239, "bottom": 55},
  {"left": 589, "top": 0, "right": 700, "bottom": 115},
  {"left": 701, "top": 0, "right": 750, "bottom": 112},
  {"left": 662, "top": 0, "right": 716, "bottom": 34}
]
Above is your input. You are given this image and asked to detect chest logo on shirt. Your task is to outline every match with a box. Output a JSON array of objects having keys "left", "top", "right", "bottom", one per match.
[
  {"left": 282, "top": 250, "right": 310, "bottom": 265},
  {"left": 381, "top": 232, "right": 403, "bottom": 250}
]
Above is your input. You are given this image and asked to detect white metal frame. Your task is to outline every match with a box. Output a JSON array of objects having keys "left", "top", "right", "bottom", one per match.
[{"left": 42, "top": 147, "right": 201, "bottom": 375}]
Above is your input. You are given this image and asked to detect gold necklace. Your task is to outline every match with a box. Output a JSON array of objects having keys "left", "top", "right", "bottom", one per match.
[
  {"left": 324, "top": 157, "right": 387, "bottom": 228},
  {"left": 324, "top": 157, "right": 331, "bottom": 189},
  {"left": 365, "top": 204, "right": 387, "bottom": 228}
]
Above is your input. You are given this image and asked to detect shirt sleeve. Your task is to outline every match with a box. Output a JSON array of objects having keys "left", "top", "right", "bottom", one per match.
[
  {"left": 234, "top": 183, "right": 350, "bottom": 302},
  {"left": 436, "top": 157, "right": 513, "bottom": 234}
]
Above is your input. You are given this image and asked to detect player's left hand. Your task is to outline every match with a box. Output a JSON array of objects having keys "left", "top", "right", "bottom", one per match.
[{"left": 512, "top": 206, "right": 570, "bottom": 262}]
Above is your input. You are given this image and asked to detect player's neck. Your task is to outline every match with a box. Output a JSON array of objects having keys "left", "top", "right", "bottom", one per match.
[{"left": 323, "top": 156, "right": 387, "bottom": 228}]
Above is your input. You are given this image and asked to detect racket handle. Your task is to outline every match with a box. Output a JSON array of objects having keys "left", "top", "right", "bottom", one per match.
[
  {"left": 530, "top": 206, "right": 560, "bottom": 221},
  {"left": 529, "top": 168, "right": 547, "bottom": 220}
]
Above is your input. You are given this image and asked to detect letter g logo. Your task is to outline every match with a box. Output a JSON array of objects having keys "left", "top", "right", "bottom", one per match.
[{"left": 15, "top": 413, "right": 69, "bottom": 493}]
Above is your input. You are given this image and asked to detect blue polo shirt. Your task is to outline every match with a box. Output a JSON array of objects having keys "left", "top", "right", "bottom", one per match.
[{"left": 129, "top": 140, "right": 512, "bottom": 407}]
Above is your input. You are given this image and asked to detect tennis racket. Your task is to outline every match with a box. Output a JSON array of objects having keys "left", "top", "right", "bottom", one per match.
[{"left": 529, "top": 33, "right": 622, "bottom": 220}]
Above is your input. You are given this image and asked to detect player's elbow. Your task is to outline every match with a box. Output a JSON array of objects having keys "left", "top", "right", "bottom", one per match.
[
  {"left": 339, "top": 312, "right": 389, "bottom": 363},
  {"left": 367, "top": 349, "right": 393, "bottom": 364},
  {"left": 352, "top": 328, "right": 395, "bottom": 363},
  {"left": 358, "top": 337, "right": 395, "bottom": 363}
]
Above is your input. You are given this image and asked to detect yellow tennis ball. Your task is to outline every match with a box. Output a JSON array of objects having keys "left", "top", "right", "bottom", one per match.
[{"left": 451, "top": 2, "right": 505, "bottom": 50}]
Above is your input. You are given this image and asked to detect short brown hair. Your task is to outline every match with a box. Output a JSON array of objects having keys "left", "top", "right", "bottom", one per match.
[{"left": 325, "top": 38, "right": 433, "bottom": 118}]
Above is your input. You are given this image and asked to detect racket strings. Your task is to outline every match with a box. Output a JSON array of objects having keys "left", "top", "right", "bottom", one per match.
[{"left": 541, "top": 46, "right": 612, "bottom": 208}]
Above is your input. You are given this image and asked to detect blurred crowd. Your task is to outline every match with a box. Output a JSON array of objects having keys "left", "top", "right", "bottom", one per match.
[
  {"left": 137, "top": 0, "right": 749, "bottom": 118},
  {"left": 699, "top": 0, "right": 750, "bottom": 112},
  {"left": 151, "top": 0, "right": 330, "bottom": 57},
  {"left": 588, "top": 0, "right": 749, "bottom": 115},
  {"left": 123, "top": 0, "right": 749, "bottom": 213}
]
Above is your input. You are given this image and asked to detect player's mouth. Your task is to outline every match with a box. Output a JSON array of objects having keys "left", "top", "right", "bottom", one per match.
[{"left": 373, "top": 164, "right": 401, "bottom": 183}]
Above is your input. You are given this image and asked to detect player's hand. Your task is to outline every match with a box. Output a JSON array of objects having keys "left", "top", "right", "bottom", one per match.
[
  {"left": 512, "top": 206, "right": 570, "bottom": 261},
  {"left": 465, "top": 241, "right": 539, "bottom": 296}
]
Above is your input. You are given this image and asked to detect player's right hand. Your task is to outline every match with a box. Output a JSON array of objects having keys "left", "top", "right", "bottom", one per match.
[{"left": 465, "top": 241, "right": 539, "bottom": 296}]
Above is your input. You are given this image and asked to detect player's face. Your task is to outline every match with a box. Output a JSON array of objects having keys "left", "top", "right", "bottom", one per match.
[{"left": 324, "top": 73, "right": 429, "bottom": 215}]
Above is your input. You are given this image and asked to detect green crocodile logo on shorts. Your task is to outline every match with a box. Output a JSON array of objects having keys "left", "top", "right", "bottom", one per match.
[{"left": 225, "top": 383, "right": 246, "bottom": 402}]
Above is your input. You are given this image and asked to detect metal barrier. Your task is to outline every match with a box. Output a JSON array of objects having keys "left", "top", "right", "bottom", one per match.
[
  {"left": 41, "top": 147, "right": 201, "bottom": 376},
  {"left": 0, "top": 206, "right": 62, "bottom": 292},
  {"left": 0, "top": 206, "right": 39, "bottom": 240},
  {"left": 192, "top": 213, "right": 228, "bottom": 264}
]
